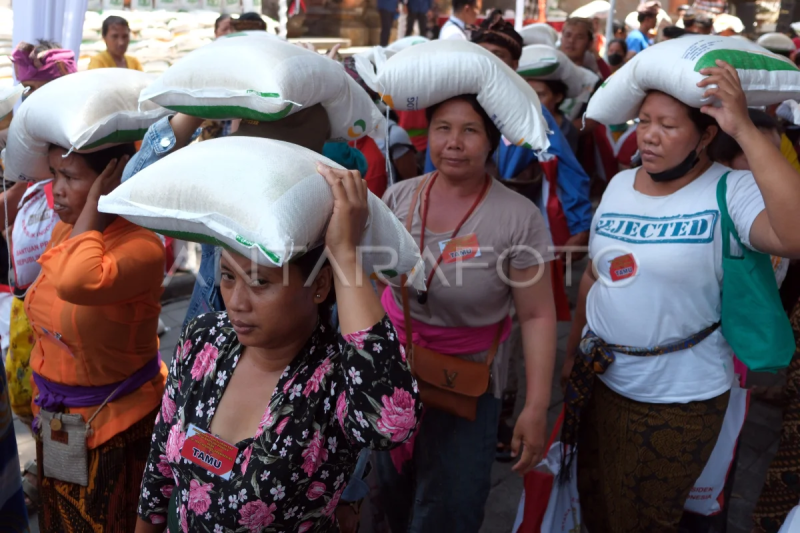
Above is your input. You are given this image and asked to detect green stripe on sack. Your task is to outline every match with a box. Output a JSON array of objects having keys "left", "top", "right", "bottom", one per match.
[
  {"left": 518, "top": 63, "right": 560, "bottom": 77},
  {"left": 81, "top": 128, "right": 150, "bottom": 150},
  {"left": 694, "top": 49, "right": 799, "bottom": 72},
  {"left": 167, "top": 103, "right": 294, "bottom": 121},
  {"left": 141, "top": 228, "right": 283, "bottom": 264}
]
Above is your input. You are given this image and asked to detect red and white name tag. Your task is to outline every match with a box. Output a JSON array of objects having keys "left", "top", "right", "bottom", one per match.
[
  {"left": 608, "top": 253, "right": 637, "bottom": 282},
  {"left": 438, "top": 234, "right": 481, "bottom": 264},
  {"left": 180, "top": 424, "right": 239, "bottom": 480}
]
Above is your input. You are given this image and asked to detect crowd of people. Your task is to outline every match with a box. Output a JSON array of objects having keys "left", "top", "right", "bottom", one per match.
[{"left": 1, "top": 2, "right": 800, "bottom": 533}]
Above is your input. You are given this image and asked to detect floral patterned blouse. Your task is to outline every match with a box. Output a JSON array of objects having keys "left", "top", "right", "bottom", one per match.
[{"left": 138, "top": 312, "right": 420, "bottom": 532}]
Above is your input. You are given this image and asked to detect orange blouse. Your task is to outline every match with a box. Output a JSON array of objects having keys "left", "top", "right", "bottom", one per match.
[{"left": 26, "top": 218, "right": 167, "bottom": 448}]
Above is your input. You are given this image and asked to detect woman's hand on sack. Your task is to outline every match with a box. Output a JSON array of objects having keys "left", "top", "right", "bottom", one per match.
[
  {"left": 319, "top": 164, "right": 369, "bottom": 263},
  {"left": 88, "top": 156, "right": 128, "bottom": 205},
  {"left": 697, "top": 60, "right": 756, "bottom": 141},
  {"left": 511, "top": 405, "right": 548, "bottom": 475},
  {"left": 71, "top": 156, "right": 128, "bottom": 238}
]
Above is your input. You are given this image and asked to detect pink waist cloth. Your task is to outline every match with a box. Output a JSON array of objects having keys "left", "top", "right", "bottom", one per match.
[
  {"left": 381, "top": 286, "right": 513, "bottom": 473},
  {"left": 380, "top": 286, "right": 513, "bottom": 354}
]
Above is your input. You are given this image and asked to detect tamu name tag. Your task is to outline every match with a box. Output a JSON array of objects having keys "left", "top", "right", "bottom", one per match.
[
  {"left": 180, "top": 424, "right": 239, "bottom": 480},
  {"left": 609, "top": 253, "right": 637, "bottom": 282},
  {"left": 439, "top": 234, "right": 481, "bottom": 264}
]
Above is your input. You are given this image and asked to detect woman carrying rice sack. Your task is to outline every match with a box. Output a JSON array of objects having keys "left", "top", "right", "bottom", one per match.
[
  {"left": 5, "top": 39, "right": 76, "bottom": 423},
  {"left": 26, "top": 143, "right": 167, "bottom": 532},
  {"left": 561, "top": 61, "right": 800, "bottom": 530},
  {"left": 134, "top": 166, "right": 420, "bottom": 532},
  {"left": 376, "top": 92, "right": 557, "bottom": 531}
]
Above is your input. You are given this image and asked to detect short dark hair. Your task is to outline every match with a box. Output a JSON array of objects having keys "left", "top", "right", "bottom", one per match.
[
  {"left": 453, "top": 0, "right": 478, "bottom": 13},
  {"left": 232, "top": 12, "right": 267, "bottom": 31},
  {"left": 102, "top": 16, "right": 130, "bottom": 37},
  {"left": 471, "top": 9, "right": 524, "bottom": 61},
  {"left": 695, "top": 15, "right": 713, "bottom": 28},
  {"left": 612, "top": 20, "right": 626, "bottom": 34},
  {"left": 663, "top": 25, "right": 686, "bottom": 39},
  {"left": 542, "top": 79, "right": 569, "bottom": 102},
  {"left": 214, "top": 14, "right": 231, "bottom": 33},
  {"left": 708, "top": 109, "right": 779, "bottom": 164},
  {"left": 638, "top": 12, "right": 656, "bottom": 23},
  {"left": 426, "top": 94, "right": 501, "bottom": 160},
  {"left": 79, "top": 143, "right": 137, "bottom": 175},
  {"left": 608, "top": 38, "right": 628, "bottom": 55}
]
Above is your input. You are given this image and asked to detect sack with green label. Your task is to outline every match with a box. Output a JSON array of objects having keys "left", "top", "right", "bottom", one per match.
[
  {"left": 2, "top": 69, "right": 169, "bottom": 183},
  {"left": 716, "top": 173, "right": 794, "bottom": 372},
  {"left": 139, "top": 31, "right": 383, "bottom": 142},
  {"left": 517, "top": 45, "right": 599, "bottom": 99},
  {"left": 353, "top": 39, "right": 549, "bottom": 151},
  {"left": 98, "top": 136, "right": 425, "bottom": 287},
  {"left": 586, "top": 34, "right": 800, "bottom": 125}
]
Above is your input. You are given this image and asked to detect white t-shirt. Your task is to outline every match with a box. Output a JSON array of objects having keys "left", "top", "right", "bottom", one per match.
[
  {"left": 587, "top": 163, "right": 766, "bottom": 404},
  {"left": 439, "top": 16, "right": 469, "bottom": 40}
]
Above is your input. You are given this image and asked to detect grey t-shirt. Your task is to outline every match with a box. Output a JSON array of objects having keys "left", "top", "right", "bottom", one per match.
[{"left": 383, "top": 175, "right": 555, "bottom": 396}]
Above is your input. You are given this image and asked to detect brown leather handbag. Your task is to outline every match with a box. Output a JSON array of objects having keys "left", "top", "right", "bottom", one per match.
[{"left": 398, "top": 176, "right": 501, "bottom": 421}]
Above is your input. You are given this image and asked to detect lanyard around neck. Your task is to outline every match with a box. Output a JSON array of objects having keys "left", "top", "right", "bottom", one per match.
[{"left": 416, "top": 172, "right": 491, "bottom": 304}]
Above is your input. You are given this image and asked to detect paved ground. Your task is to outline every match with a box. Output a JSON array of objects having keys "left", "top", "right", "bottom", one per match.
[{"left": 15, "top": 271, "right": 787, "bottom": 532}]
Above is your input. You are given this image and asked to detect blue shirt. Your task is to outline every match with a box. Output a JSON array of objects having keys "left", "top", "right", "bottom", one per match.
[
  {"left": 405, "top": 0, "right": 432, "bottom": 14},
  {"left": 626, "top": 29, "right": 650, "bottom": 54},
  {"left": 423, "top": 107, "right": 592, "bottom": 235}
]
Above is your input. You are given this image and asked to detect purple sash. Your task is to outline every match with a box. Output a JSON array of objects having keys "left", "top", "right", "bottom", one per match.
[{"left": 33, "top": 353, "right": 162, "bottom": 413}]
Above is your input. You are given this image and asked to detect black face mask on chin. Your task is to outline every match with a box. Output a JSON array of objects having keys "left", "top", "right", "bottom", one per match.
[
  {"left": 607, "top": 53, "right": 624, "bottom": 66},
  {"left": 648, "top": 144, "right": 702, "bottom": 183}
]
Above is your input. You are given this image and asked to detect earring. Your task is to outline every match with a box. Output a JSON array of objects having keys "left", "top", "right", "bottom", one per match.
[{"left": 316, "top": 294, "right": 321, "bottom": 299}]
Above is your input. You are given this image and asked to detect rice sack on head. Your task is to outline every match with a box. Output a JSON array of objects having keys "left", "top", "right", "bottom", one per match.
[
  {"left": 98, "top": 136, "right": 425, "bottom": 287},
  {"left": 353, "top": 39, "right": 550, "bottom": 152},
  {"left": 2, "top": 69, "right": 169, "bottom": 183},
  {"left": 518, "top": 23, "right": 559, "bottom": 47},
  {"left": 586, "top": 34, "right": 800, "bottom": 125},
  {"left": 0, "top": 85, "right": 23, "bottom": 119},
  {"left": 517, "top": 44, "right": 600, "bottom": 99},
  {"left": 139, "top": 31, "right": 384, "bottom": 142}
]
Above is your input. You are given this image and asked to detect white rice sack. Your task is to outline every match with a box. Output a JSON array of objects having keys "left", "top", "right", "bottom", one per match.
[
  {"left": 354, "top": 39, "right": 549, "bottom": 152},
  {"left": 140, "top": 31, "right": 384, "bottom": 141},
  {"left": 586, "top": 35, "right": 800, "bottom": 125},
  {"left": 98, "top": 137, "right": 424, "bottom": 284},
  {"left": 0, "top": 85, "right": 23, "bottom": 119},
  {"left": 2, "top": 69, "right": 169, "bottom": 183},
  {"left": 518, "top": 23, "right": 558, "bottom": 47},
  {"left": 518, "top": 45, "right": 599, "bottom": 99},
  {"left": 201, "top": 0, "right": 223, "bottom": 10},
  {"left": 386, "top": 36, "right": 429, "bottom": 52},
  {"left": 757, "top": 32, "right": 796, "bottom": 54},
  {"left": 102, "top": 0, "right": 126, "bottom": 9},
  {"left": 181, "top": 0, "right": 204, "bottom": 9},
  {"left": 569, "top": 0, "right": 609, "bottom": 19},
  {"left": 132, "top": 0, "right": 154, "bottom": 9}
]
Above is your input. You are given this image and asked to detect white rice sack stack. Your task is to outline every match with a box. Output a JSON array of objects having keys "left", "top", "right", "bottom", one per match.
[
  {"left": 0, "top": 85, "right": 23, "bottom": 119},
  {"left": 518, "top": 45, "right": 599, "bottom": 99},
  {"left": 354, "top": 39, "right": 550, "bottom": 152},
  {"left": 98, "top": 137, "right": 425, "bottom": 285},
  {"left": 2, "top": 70, "right": 169, "bottom": 183},
  {"left": 586, "top": 35, "right": 800, "bottom": 125},
  {"left": 140, "top": 31, "right": 384, "bottom": 141},
  {"left": 132, "top": 0, "right": 154, "bottom": 9},
  {"left": 757, "top": 32, "right": 796, "bottom": 54},
  {"left": 221, "top": 0, "right": 242, "bottom": 14},
  {"left": 518, "top": 23, "right": 559, "bottom": 47}
]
